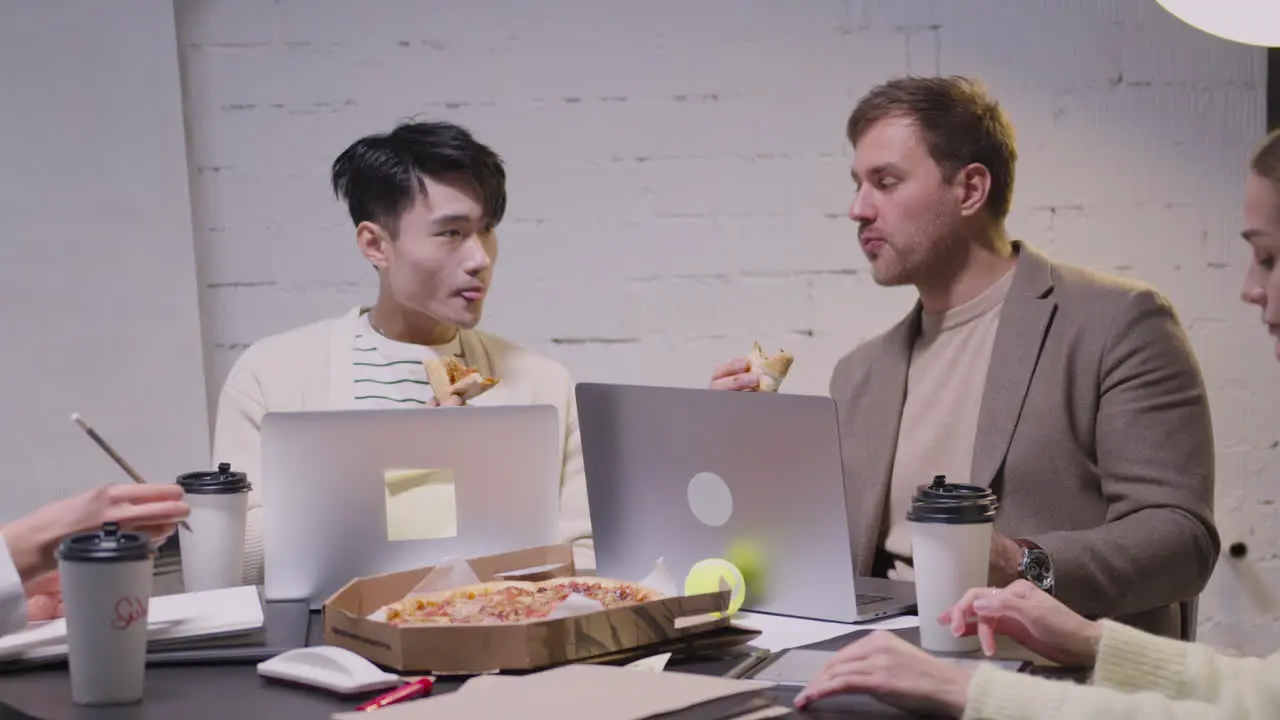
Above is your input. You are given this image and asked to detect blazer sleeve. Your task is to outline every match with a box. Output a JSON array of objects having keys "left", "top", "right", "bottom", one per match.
[
  {"left": 0, "top": 535, "right": 26, "bottom": 635},
  {"left": 1025, "top": 289, "right": 1219, "bottom": 618},
  {"left": 211, "top": 347, "right": 270, "bottom": 587}
]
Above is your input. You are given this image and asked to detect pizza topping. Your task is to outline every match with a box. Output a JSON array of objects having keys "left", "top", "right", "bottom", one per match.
[
  {"left": 382, "top": 577, "right": 664, "bottom": 627},
  {"left": 423, "top": 355, "right": 499, "bottom": 403},
  {"left": 537, "top": 579, "right": 658, "bottom": 606},
  {"left": 440, "top": 357, "right": 473, "bottom": 385}
]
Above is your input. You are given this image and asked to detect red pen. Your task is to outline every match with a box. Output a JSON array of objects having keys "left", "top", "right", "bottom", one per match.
[{"left": 356, "top": 677, "right": 435, "bottom": 711}]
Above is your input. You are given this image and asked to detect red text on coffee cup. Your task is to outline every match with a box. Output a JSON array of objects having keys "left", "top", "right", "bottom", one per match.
[{"left": 112, "top": 597, "right": 148, "bottom": 630}]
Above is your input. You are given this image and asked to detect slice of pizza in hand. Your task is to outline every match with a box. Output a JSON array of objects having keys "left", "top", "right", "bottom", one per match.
[
  {"left": 748, "top": 341, "right": 794, "bottom": 393},
  {"left": 424, "top": 355, "right": 499, "bottom": 403}
]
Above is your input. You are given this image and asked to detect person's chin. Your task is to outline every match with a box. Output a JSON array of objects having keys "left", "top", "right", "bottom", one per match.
[
  {"left": 869, "top": 264, "right": 910, "bottom": 287},
  {"left": 434, "top": 296, "right": 485, "bottom": 328},
  {"left": 448, "top": 306, "right": 484, "bottom": 329}
]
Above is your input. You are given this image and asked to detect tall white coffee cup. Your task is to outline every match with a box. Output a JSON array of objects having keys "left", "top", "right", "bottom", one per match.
[
  {"left": 176, "top": 462, "right": 252, "bottom": 592},
  {"left": 58, "top": 522, "right": 155, "bottom": 705},
  {"left": 908, "top": 475, "right": 999, "bottom": 653}
]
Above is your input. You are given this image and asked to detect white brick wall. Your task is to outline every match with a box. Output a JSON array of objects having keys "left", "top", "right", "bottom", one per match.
[{"left": 177, "top": 0, "right": 1277, "bottom": 651}]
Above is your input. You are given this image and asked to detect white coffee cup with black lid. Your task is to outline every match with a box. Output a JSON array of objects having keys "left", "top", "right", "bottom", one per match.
[
  {"left": 176, "top": 462, "right": 252, "bottom": 592},
  {"left": 907, "top": 474, "right": 999, "bottom": 653},
  {"left": 58, "top": 522, "right": 155, "bottom": 705}
]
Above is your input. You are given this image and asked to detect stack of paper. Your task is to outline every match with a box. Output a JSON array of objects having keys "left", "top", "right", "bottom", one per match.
[
  {"left": 332, "top": 663, "right": 788, "bottom": 720},
  {"left": 0, "top": 585, "right": 265, "bottom": 665}
]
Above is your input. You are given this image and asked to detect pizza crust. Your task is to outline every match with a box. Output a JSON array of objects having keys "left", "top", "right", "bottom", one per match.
[
  {"left": 747, "top": 341, "right": 794, "bottom": 392},
  {"left": 381, "top": 577, "right": 666, "bottom": 626},
  {"left": 424, "top": 355, "right": 499, "bottom": 403}
]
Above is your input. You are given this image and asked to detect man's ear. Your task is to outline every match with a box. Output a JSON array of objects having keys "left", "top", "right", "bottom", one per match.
[
  {"left": 955, "top": 163, "right": 992, "bottom": 218},
  {"left": 356, "top": 221, "right": 392, "bottom": 269}
]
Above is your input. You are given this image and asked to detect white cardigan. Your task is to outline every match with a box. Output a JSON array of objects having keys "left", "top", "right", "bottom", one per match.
[{"left": 211, "top": 307, "right": 593, "bottom": 585}]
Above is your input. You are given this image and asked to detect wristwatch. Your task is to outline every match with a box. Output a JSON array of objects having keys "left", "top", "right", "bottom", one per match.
[{"left": 1015, "top": 538, "right": 1055, "bottom": 595}]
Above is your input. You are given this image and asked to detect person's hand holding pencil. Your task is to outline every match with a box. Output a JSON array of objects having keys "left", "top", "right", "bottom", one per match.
[
  {"left": 71, "top": 413, "right": 192, "bottom": 532},
  {"left": 0, "top": 481, "right": 189, "bottom": 622},
  {"left": 0, "top": 414, "right": 193, "bottom": 622},
  {"left": 1, "top": 483, "right": 190, "bottom": 584}
]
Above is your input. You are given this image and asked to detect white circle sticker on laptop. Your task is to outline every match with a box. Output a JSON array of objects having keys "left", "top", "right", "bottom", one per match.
[{"left": 687, "top": 472, "right": 733, "bottom": 527}]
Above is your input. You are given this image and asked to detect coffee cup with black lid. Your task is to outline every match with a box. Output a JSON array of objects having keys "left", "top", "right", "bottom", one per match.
[
  {"left": 175, "top": 462, "right": 252, "bottom": 592},
  {"left": 57, "top": 522, "right": 155, "bottom": 705},
  {"left": 907, "top": 474, "right": 999, "bottom": 653}
]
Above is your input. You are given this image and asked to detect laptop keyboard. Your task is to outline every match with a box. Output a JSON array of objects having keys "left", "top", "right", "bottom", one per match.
[{"left": 856, "top": 592, "right": 892, "bottom": 605}]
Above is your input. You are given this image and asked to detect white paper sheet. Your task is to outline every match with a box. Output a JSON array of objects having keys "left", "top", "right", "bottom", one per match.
[
  {"left": 0, "top": 584, "right": 264, "bottom": 662},
  {"left": 732, "top": 611, "right": 920, "bottom": 652},
  {"left": 625, "top": 652, "right": 672, "bottom": 672}
]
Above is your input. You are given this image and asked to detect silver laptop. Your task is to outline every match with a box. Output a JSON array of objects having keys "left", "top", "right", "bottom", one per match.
[
  {"left": 575, "top": 383, "right": 915, "bottom": 623},
  {"left": 260, "top": 406, "right": 562, "bottom": 607}
]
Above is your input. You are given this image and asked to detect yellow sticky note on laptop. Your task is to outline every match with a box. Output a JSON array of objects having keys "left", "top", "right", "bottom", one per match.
[{"left": 384, "top": 468, "right": 458, "bottom": 541}]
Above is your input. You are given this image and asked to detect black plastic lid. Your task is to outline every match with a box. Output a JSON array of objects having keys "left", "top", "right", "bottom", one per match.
[
  {"left": 176, "top": 462, "right": 251, "bottom": 495},
  {"left": 57, "top": 522, "right": 153, "bottom": 563},
  {"left": 906, "top": 475, "right": 999, "bottom": 524}
]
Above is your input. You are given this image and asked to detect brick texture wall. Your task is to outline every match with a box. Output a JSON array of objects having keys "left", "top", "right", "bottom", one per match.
[{"left": 176, "top": 0, "right": 1278, "bottom": 651}]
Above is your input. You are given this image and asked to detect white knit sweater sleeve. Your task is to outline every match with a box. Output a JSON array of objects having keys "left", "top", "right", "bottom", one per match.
[{"left": 963, "top": 621, "right": 1280, "bottom": 719}]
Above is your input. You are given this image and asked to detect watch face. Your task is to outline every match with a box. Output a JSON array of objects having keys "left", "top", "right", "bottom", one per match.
[{"left": 1023, "top": 549, "right": 1053, "bottom": 588}]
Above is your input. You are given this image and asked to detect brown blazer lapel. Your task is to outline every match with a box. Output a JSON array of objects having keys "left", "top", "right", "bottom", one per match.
[
  {"left": 850, "top": 312, "right": 916, "bottom": 577},
  {"left": 971, "top": 243, "right": 1057, "bottom": 489}
]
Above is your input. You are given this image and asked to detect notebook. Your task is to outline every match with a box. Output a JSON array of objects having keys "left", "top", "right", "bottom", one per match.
[{"left": 0, "top": 585, "right": 265, "bottom": 665}]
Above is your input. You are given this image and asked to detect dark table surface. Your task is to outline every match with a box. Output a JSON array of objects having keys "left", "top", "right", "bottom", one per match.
[{"left": 0, "top": 610, "right": 1076, "bottom": 720}]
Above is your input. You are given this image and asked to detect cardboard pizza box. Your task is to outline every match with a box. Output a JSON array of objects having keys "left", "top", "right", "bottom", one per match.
[{"left": 322, "top": 543, "right": 758, "bottom": 674}]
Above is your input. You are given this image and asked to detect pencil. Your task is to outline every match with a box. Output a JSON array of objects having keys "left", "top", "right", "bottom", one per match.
[
  {"left": 71, "top": 413, "right": 193, "bottom": 532},
  {"left": 723, "top": 648, "right": 771, "bottom": 679}
]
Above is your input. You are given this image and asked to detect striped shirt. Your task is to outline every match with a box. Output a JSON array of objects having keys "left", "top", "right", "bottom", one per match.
[{"left": 352, "top": 311, "right": 462, "bottom": 408}]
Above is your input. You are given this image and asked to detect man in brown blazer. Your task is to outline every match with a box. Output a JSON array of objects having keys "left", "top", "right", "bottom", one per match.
[{"left": 711, "top": 76, "right": 1218, "bottom": 638}]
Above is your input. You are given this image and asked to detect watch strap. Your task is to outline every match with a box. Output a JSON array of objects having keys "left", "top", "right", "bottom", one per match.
[{"left": 1015, "top": 538, "right": 1044, "bottom": 552}]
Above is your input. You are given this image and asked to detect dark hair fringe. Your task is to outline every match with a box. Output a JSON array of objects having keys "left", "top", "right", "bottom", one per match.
[{"left": 331, "top": 120, "right": 507, "bottom": 234}]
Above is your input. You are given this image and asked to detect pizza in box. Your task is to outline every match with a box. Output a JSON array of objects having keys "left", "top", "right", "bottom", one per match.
[{"left": 382, "top": 577, "right": 666, "bottom": 626}]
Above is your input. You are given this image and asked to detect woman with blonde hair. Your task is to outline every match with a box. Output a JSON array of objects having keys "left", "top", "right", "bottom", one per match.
[{"left": 794, "top": 129, "right": 1280, "bottom": 718}]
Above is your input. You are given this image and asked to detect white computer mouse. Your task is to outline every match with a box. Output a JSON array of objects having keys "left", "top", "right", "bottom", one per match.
[{"left": 256, "top": 646, "right": 403, "bottom": 695}]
